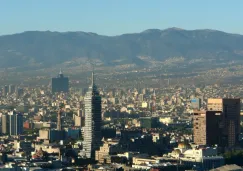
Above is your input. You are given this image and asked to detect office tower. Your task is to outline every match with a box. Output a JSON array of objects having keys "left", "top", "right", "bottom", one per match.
[
  {"left": 207, "top": 98, "right": 240, "bottom": 147},
  {"left": 191, "top": 98, "right": 202, "bottom": 110},
  {"left": 2, "top": 85, "right": 9, "bottom": 96},
  {"left": 193, "top": 111, "right": 206, "bottom": 145},
  {"left": 16, "top": 88, "right": 24, "bottom": 97},
  {"left": 206, "top": 111, "right": 224, "bottom": 146},
  {"left": 1, "top": 114, "right": 9, "bottom": 134},
  {"left": 83, "top": 72, "right": 102, "bottom": 159},
  {"left": 8, "top": 85, "right": 15, "bottom": 95},
  {"left": 9, "top": 111, "right": 23, "bottom": 136},
  {"left": 51, "top": 69, "right": 69, "bottom": 93},
  {"left": 193, "top": 110, "right": 223, "bottom": 146}
]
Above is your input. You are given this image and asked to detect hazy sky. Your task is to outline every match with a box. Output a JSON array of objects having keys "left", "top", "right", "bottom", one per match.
[{"left": 1, "top": 0, "right": 243, "bottom": 35}]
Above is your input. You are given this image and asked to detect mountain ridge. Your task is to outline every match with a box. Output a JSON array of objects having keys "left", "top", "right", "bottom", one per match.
[
  {"left": 1, "top": 28, "right": 242, "bottom": 37},
  {"left": 0, "top": 28, "right": 243, "bottom": 69}
]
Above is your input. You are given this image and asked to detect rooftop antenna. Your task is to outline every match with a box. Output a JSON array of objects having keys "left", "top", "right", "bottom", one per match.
[
  {"left": 91, "top": 62, "right": 95, "bottom": 86},
  {"left": 59, "top": 68, "right": 63, "bottom": 75},
  {"left": 92, "top": 68, "right": 94, "bottom": 86}
]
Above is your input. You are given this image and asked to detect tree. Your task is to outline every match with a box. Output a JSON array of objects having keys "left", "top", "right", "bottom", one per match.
[{"left": 224, "top": 150, "right": 243, "bottom": 166}]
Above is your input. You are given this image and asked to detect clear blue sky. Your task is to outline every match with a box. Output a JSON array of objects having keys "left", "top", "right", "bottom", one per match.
[{"left": 1, "top": 0, "right": 243, "bottom": 35}]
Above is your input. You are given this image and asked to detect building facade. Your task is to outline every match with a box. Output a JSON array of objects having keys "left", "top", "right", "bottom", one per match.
[
  {"left": 193, "top": 111, "right": 207, "bottom": 145},
  {"left": 191, "top": 98, "right": 202, "bottom": 110},
  {"left": 165, "top": 143, "right": 224, "bottom": 170},
  {"left": 2, "top": 85, "right": 8, "bottom": 96},
  {"left": 193, "top": 110, "right": 223, "bottom": 146},
  {"left": 207, "top": 98, "right": 240, "bottom": 147},
  {"left": 83, "top": 72, "right": 102, "bottom": 159},
  {"left": 9, "top": 111, "right": 23, "bottom": 136},
  {"left": 1, "top": 114, "right": 9, "bottom": 134},
  {"left": 51, "top": 69, "right": 69, "bottom": 93}
]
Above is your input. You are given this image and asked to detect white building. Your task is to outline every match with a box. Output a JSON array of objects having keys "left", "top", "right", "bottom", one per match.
[{"left": 163, "top": 143, "right": 224, "bottom": 170}]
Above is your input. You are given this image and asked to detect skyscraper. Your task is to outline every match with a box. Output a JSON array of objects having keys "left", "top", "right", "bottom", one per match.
[
  {"left": 1, "top": 114, "right": 9, "bottom": 134},
  {"left": 8, "top": 111, "right": 23, "bottom": 136},
  {"left": 193, "top": 110, "right": 223, "bottom": 146},
  {"left": 207, "top": 98, "right": 240, "bottom": 147},
  {"left": 2, "top": 85, "right": 9, "bottom": 96},
  {"left": 83, "top": 72, "right": 102, "bottom": 159},
  {"left": 51, "top": 69, "right": 69, "bottom": 93},
  {"left": 8, "top": 85, "right": 15, "bottom": 95},
  {"left": 193, "top": 111, "right": 206, "bottom": 145},
  {"left": 16, "top": 88, "right": 24, "bottom": 98},
  {"left": 206, "top": 111, "right": 224, "bottom": 146}
]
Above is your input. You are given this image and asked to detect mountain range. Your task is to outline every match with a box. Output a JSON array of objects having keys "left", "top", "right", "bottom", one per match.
[{"left": 0, "top": 28, "right": 243, "bottom": 69}]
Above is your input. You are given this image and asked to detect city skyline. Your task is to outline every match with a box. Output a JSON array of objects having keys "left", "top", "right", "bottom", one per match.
[{"left": 0, "top": 1, "right": 242, "bottom": 169}]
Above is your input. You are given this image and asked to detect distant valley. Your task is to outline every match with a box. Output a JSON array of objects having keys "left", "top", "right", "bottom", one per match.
[{"left": 1, "top": 28, "right": 243, "bottom": 86}]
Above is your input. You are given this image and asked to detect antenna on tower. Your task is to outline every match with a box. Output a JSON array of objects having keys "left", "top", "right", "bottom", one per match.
[
  {"left": 59, "top": 68, "right": 62, "bottom": 75},
  {"left": 87, "top": 58, "right": 97, "bottom": 86},
  {"left": 92, "top": 71, "right": 94, "bottom": 86},
  {"left": 91, "top": 62, "right": 95, "bottom": 86}
]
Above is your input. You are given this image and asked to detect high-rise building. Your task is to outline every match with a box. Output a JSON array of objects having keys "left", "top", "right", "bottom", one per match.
[
  {"left": 83, "top": 72, "right": 102, "bottom": 159},
  {"left": 1, "top": 114, "right": 9, "bottom": 134},
  {"left": 8, "top": 85, "right": 15, "bottom": 95},
  {"left": 8, "top": 111, "right": 23, "bottom": 136},
  {"left": 16, "top": 88, "right": 24, "bottom": 97},
  {"left": 193, "top": 111, "right": 207, "bottom": 145},
  {"left": 207, "top": 98, "right": 240, "bottom": 147},
  {"left": 206, "top": 111, "right": 224, "bottom": 146},
  {"left": 193, "top": 110, "right": 223, "bottom": 146},
  {"left": 2, "top": 85, "right": 9, "bottom": 96},
  {"left": 2, "top": 112, "right": 23, "bottom": 136},
  {"left": 51, "top": 69, "right": 69, "bottom": 93}
]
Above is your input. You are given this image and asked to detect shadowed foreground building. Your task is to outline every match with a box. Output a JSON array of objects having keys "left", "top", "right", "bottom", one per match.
[
  {"left": 207, "top": 98, "right": 240, "bottom": 147},
  {"left": 193, "top": 98, "right": 240, "bottom": 148},
  {"left": 193, "top": 110, "right": 223, "bottom": 146}
]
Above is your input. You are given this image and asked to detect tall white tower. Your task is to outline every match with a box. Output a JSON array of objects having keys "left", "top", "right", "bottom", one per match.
[{"left": 83, "top": 72, "right": 102, "bottom": 159}]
